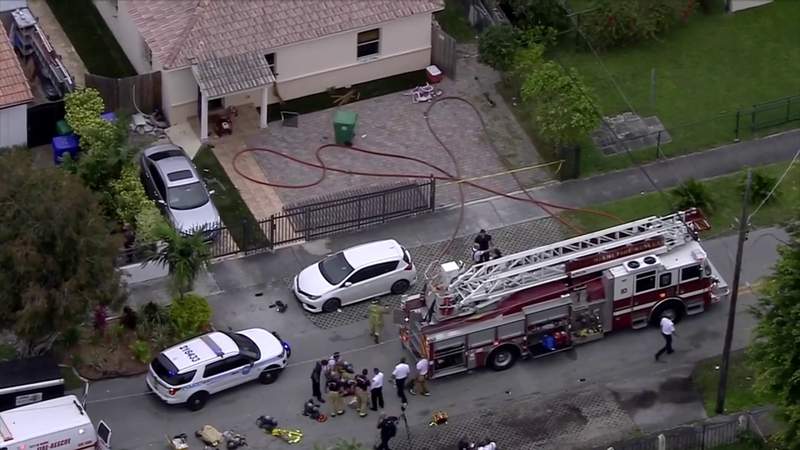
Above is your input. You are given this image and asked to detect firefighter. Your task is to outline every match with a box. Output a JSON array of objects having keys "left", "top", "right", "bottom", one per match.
[
  {"left": 327, "top": 374, "right": 345, "bottom": 416},
  {"left": 368, "top": 300, "right": 389, "bottom": 343},
  {"left": 355, "top": 368, "right": 371, "bottom": 417}
]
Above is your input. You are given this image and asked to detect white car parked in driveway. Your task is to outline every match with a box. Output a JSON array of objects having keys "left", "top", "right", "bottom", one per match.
[
  {"left": 293, "top": 239, "right": 417, "bottom": 313},
  {"left": 146, "top": 329, "right": 290, "bottom": 410}
]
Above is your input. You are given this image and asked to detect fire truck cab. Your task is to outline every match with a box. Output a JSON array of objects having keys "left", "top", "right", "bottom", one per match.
[{"left": 399, "top": 209, "right": 730, "bottom": 378}]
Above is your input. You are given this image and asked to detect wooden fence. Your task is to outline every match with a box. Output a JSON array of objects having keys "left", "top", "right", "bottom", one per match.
[
  {"left": 85, "top": 71, "right": 161, "bottom": 114},
  {"left": 431, "top": 25, "right": 457, "bottom": 79}
]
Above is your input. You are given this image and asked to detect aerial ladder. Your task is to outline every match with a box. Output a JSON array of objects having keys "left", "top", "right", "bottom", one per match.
[{"left": 425, "top": 209, "right": 710, "bottom": 323}]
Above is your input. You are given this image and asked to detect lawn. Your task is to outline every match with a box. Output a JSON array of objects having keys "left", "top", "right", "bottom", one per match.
[
  {"left": 549, "top": 0, "right": 800, "bottom": 174},
  {"left": 563, "top": 161, "right": 800, "bottom": 237},
  {"left": 435, "top": 0, "right": 477, "bottom": 43},
  {"left": 692, "top": 350, "right": 771, "bottom": 416},
  {"left": 46, "top": 0, "right": 136, "bottom": 78},
  {"left": 193, "top": 146, "right": 269, "bottom": 250}
]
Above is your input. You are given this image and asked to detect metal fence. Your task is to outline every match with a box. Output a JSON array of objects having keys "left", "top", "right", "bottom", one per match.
[
  {"left": 736, "top": 94, "right": 800, "bottom": 136},
  {"left": 431, "top": 25, "right": 457, "bottom": 79},
  {"left": 597, "top": 410, "right": 772, "bottom": 450},
  {"left": 460, "top": 0, "right": 509, "bottom": 32}
]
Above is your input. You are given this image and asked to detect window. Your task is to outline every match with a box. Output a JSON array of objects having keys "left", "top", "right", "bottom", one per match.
[
  {"left": 659, "top": 272, "right": 673, "bottom": 288},
  {"left": 203, "top": 355, "right": 249, "bottom": 378},
  {"left": 208, "top": 98, "right": 224, "bottom": 110},
  {"left": 681, "top": 265, "right": 703, "bottom": 282},
  {"left": 151, "top": 356, "right": 195, "bottom": 386},
  {"left": 319, "top": 252, "right": 354, "bottom": 285},
  {"left": 635, "top": 270, "right": 657, "bottom": 293},
  {"left": 264, "top": 53, "right": 276, "bottom": 76},
  {"left": 167, "top": 182, "right": 209, "bottom": 210},
  {"left": 347, "top": 261, "right": 398, "bottom": 284},
  {"left": 143, "top": 40, "right": 152, "bottom": 66},
  {"left": 357, "top": 29, "right": 380, "bottom": 58},
  {"left": 148, "top": 164, "right": 166, "bottom": 199}
]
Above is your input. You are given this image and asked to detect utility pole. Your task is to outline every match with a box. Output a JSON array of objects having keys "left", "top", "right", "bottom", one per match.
[{"left": 715, "top": 169, "right": 751, "bottom": 414}]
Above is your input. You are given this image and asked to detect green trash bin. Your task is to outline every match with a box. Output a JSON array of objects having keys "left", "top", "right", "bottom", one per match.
[
  {"left": 333, "top": 110, "right": 358, "bottom": 145},
  {"left": 55, "top": 119, "right": 72, "bottom": 136}
]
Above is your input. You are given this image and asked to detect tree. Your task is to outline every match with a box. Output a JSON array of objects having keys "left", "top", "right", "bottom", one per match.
[
  {"left": 671, "top": 178, "right": 715, "bottom": 212},
  {"left": 507, "top": 0, "right": 570, "bottom": 31},
  {"left": 750, "top": 229, "right": 800, "bottom": 449},
  {"left": 511, "top": 44, "right": 545, "bottom": 83},
  {"left": 520, "top": 61, "right": 599, "bottom": 145},
  {"left": 0, "top": 151, "right": 124, "bottom": 354},
  {"left": 147, "top": 224, "right": 211, "bottom": 298},
  {"left": 478, "top": 24, "right": 526, "bottom": 71},
  {"left": 739, "top": 170, "right": 779, "bottom": 206}
]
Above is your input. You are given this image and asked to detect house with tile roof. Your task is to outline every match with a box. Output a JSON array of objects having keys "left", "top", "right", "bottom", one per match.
[
  {"left": 94, "top": 0, "right": 444, "bottom": 140},
  {"left": 0, "top": 19, "right": 33, "bottom": 148}
]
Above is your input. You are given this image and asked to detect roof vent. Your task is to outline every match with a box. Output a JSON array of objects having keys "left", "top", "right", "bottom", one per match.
[
  {"left": 626, "top": 260, "right": 640, "bottom": 269},
  {"left": 643, "top": 256, "right": 658, "bottom": 265}
]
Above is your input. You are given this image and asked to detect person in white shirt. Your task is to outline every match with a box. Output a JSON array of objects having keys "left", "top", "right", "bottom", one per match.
[
  {"left": 392, "top": 358, "right": 410, "bottom": 405},
  {"left": 370, "top": 368, "right": 384, "bottom": 411},
  {"left": 655, "top": 315, "right": 676, "bottom": 361},
  {"left": 410, "top": 358, "right": 431, "bottom": 396}
]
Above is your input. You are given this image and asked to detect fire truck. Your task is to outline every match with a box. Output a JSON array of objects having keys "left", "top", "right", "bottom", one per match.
[{"left": 399, "top": 209, "right": 730, "bottom": 379}]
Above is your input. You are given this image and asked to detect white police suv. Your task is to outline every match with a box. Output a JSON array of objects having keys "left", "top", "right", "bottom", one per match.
[{"left": 146, "top": 329, "right": 290, "bottom": 410}]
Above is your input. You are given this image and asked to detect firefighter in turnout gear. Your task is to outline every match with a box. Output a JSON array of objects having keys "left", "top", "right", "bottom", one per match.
[{"left": 368, "top": 300, "right": 389, "bottom": 343}]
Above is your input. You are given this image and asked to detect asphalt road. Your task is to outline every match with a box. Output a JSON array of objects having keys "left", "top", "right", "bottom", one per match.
[{"left": 83, "top": 227, "right": 788, "bottom": 450}]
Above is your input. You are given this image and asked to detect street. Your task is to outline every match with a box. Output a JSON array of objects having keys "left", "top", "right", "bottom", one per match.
[{"left": 84, "top": 225, "right": 789, "bottom": 450}]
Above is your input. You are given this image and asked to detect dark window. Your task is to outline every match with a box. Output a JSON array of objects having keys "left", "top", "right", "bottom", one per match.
[
  {"left": 208, "top": 97, "right": 223, "bottom": 110},
  {"left": 319, "top": 252, "right": 354, "bottom": 285},
  {"left": 143, "top": 40, "right": 152, "bottom": 66},
  {"left": 264, "top": 53, "right": 276, "bottom": 75},
  {"left": 659, "top": 272, "right": 673, "bottom": 288},
  {"left": 203, "top": 355, "right": 249, "bottom": 378},
  {"left": 151, "top": 356, "right": 195, "bottom": 386},
  {"left": 167, "top": 170, "right": 194, "bottom": 182},
  {"left": 167, "top": 182, "right": 209, "bottom": 210},
  {"left": 148, "top": 149, "right": 185, "bottom": 161},
  {"left": 148, "top": 163, "right": 166, "bottom": 199},
  {"left": 681, "top": 265, "right": 703, "bottom": 282},
  {"left": 635, "top": 271, "right": 657, "bottom": 293},
  {"left": 357, "top": 29, "right": 380, "bottom": 58},
  {"left": 348, "top": 261, "right": 399, "bottom": 284},
  {"left": 226, "top": 332, "right": 261, "bottom": 360},
  {"left": 402, "top": 247, "right": 411, "bottom": 265}
]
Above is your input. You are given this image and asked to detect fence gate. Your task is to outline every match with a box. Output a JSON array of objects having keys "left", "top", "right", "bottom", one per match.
[
  {"left": 85, "top": 71, "right": 162, "bottom": 114},
  {"left": 431, "top": 25, "right": 457, "bottom": 79}
]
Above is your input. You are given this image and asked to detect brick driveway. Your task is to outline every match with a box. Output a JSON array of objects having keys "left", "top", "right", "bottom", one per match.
[{"left": 244, "top": 45, "right": 552, "bottom": 208}]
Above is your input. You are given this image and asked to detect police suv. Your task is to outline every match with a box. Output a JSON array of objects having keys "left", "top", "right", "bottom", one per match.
[{"left": 146, "top": 329, "right": 290, "bottom": 410}]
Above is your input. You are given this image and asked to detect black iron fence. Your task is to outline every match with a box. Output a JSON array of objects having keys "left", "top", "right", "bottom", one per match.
[
  {"left": 736, "top": 94, "right": 800, "bottom": 137},
  {"left": 117, "top": 179, "right": 437, "bottom": 265}
]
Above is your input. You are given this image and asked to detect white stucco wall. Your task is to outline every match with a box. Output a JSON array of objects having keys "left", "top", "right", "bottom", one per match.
[
  {"left": 0, "top": 104, "right": 28, "bottom": 148},
  {"left": 161, "top": 12, "right": 433, "bottom": 126},
  {"left": 0, "top": 0, "right": 26, "bottom": 13},
  {"left": 92, "top": 0, "right": 156, "bottom": 74}
]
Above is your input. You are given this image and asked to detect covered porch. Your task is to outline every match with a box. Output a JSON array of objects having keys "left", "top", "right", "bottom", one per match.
[{"left": 192, "top": 52, "right": 275, "bottom": 141}]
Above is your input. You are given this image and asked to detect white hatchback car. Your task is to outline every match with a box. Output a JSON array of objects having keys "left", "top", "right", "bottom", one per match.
[
  {"left": 293, "top": 239, "right": 417, "bottom": 313},
  {"left": 146, "top": 329, "right": 289, "bottom": 410}
]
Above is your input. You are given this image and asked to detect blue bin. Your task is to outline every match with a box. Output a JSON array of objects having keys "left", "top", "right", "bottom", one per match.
[
  {"left": 101, "top": 112, "right": 117, "bottom": 123},
  {"left": 52, "top": 134, "right": 80, "bottom": 165}
]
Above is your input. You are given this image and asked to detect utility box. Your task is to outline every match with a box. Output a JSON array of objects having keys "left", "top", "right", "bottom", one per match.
[
  {"left": 0, "top": 355, "right": 65, "bottom": 411},
  {"left": 333, "top": 110, "right": 358, "bottom": 145}
]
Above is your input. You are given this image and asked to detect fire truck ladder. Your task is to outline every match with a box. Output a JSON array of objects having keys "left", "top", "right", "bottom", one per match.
[{"left": 444, "top": 210, "right": 703, "bottom": 315}]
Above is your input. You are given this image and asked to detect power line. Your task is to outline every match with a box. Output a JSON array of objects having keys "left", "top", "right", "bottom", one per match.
[{"left": 747, "top": 149, "right": 800, "bottom": 221}]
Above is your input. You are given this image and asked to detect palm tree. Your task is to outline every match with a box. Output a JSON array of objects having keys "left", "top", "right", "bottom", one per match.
[{"left": 147, "top": 223, "right": 211, "bottom": 299}]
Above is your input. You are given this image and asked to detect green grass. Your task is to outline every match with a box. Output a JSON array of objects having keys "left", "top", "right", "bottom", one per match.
[
  {"left": 0, "top": 343, "right": 16, "bottom": 362},
  {"left": 268, "top": 71, "right": 427, "bottom": 122},
  {"left": 548, "top": 0, "right": 800, "bottom": 175},
  {"left": 563, "top": 161, "right": 800, "bottom": 236},
  {"left": 435, "top": 0, "right": 477, "bottom": 43},
  {"left": 193, "top": 146, "right": 269, "bottom": 249},
  {"left": 46, "top": 0, "right": 136, "bottom": 77},
  {"left": 692, "top": 350, "right": 772, "bottom": 416}
]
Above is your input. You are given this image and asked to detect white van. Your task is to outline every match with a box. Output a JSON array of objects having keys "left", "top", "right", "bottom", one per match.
[{"left": 0, "top": 395, "right": 111, "bottom": 450}]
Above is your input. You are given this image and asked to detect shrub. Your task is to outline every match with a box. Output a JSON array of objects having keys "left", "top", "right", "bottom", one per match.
[
  {"left": 120, "top": 306, "right": 138, "bottom": 330},
  {"left": 0, "top": 343, "right": 17, "bottom": 362},
  {"left": 507, "top": 0, "right": 570, "bottom": 31},
  {"left": 170, "top": 294, "right": 212, "bottom": 339},
  {"left": 671, "top": 178, "right": 714, "bottom": 212},
  {"left": 111, "top": 164, "right": 151, "bottom": 226},
  {"left": 579, "top": 0, "right": 697, "bottom": 50},
  {"left": 60, "top": 326, "right": 81, "bottom": 349},
  {"left": 134, "top": 202, "right": 168, "bottom": 245},
  {"left": 478, "top": 24, "right": 526, "bottom": 71},
  {"left": 740, "top": 170, "right": 779, "bottom": 206},
  {"left": 129, "top": 340, "right": 151, "bottom": 364},
  {"left": 64, "top": 88, "right": 105, "bottom": 137}
]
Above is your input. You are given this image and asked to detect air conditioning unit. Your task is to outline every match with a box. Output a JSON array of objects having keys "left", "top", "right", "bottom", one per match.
[{"left": 642, "top": 255, "right": 661, "bottom": 266}]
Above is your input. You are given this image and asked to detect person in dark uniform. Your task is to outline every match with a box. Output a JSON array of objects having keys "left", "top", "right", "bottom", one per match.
[
  {"left": 376, "top": 414, "right": 398, "bottom": 450},
  {"left": 474, "top": 229, "right": 493, "bottom": 262},
  {"left": 310, "top": 359, "right": 326, "bottom": 403}
]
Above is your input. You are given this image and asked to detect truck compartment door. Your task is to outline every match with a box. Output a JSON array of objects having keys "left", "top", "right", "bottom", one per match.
[{"left": 96, "top": 421, "right": 111, "bottom": 450}]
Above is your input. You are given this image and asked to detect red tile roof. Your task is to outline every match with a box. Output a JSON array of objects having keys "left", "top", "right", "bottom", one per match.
[
  {"left": 128, "top": 0, "right": 444, "bottom": 69},
  {"left": 0, "top": 21, "right": 33, "bottom": 108}
]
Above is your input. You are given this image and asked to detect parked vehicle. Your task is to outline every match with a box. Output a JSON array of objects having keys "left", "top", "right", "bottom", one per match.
[
  {"left": 0, "top": 355, "right": 65, "bottom": 411},
  {"left": 139, "top": 144, "right": 220, "bottom": 238},
  {"left": 146, "top": 329, "right": 290, "bottom": 411},
  {"left": 293, "top": 239, "right": 417, "bottom": 313},
  {"left": 0, "top": 395, "right": 112, "bottom": 450},
  {"left": 400, "top": 209, "right": 730, "bottom": 378}
]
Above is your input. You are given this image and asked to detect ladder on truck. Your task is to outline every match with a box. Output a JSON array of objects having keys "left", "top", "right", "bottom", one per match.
[{"left": 432, "top": 209, "right": 708, "bottom": 318}]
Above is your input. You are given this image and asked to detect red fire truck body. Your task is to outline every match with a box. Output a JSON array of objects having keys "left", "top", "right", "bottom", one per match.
[{"left": 399, "top": 209, "right": 730, "bottom": 379}]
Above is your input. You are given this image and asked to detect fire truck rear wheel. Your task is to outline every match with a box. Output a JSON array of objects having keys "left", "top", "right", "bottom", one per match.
[
  {"left": 651, "top": 302, "right": 685, "bottom": 325},
  {"left": 488, "top": 346, "right": 519, "bottom": 371}
]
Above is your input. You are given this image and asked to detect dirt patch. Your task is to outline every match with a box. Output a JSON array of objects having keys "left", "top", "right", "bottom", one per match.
[{"left": 62, "top": 326, "right": 153, "bottom": 381}]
